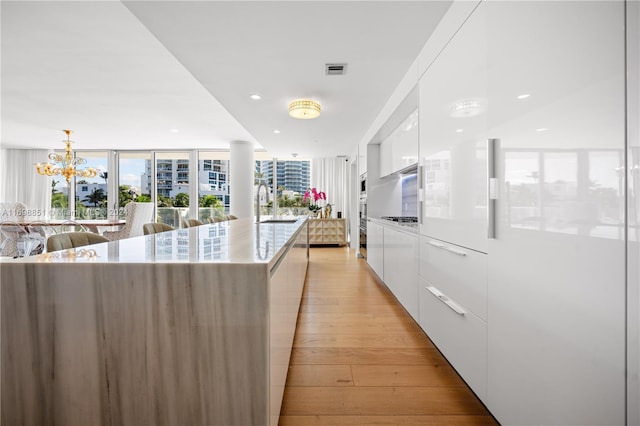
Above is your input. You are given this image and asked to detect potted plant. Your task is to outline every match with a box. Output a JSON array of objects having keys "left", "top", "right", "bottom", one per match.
[{"left": 303, "top": 188, "right": 326, "bottom": 217}]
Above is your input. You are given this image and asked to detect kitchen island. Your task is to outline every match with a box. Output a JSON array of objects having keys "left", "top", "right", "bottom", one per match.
[{"left": 1, "top": 217, "right": 309, "bottom": 426}]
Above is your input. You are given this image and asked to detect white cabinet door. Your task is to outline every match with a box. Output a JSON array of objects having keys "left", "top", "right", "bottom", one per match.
[
  {"left": 418, "top": 277, "right": 487, "bottom": 402},
  {"left": 383, "top": 227, "right": 419, "bottom": 321},
  {"left": 392, "top": 109, "right": 419, "bottom": 173},
  {"left": 380, "top": 109, "right": 419, "bottom": 178},
  {"left": 484, "top": 1, "right": 626, "bottom": 425},
  {"left": 419, "top": 236, "right": 487, "bottom": 321},
  {"left": 379, "top": 139, "right": 393, "bottom": 178},
  {"left": 358, "top": 142, "right": 367, "bottom": 176},
  {"left": 418, "top": 3, "right": 488, "bottom": 254},
  {"left": 366, "top": 220, "right": 384, "bottom": 280}
]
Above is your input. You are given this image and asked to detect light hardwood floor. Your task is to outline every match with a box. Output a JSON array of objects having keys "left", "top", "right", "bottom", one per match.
[{"left": 279, "top": 247, "right": 498, "bottom": 426}]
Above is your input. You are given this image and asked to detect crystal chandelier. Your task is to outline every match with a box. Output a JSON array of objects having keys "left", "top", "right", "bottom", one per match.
[{"left": 35, "top": 130, "right": 97, "bottom": 185}]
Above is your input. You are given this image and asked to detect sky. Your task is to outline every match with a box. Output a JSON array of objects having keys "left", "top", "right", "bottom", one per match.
[{"left": 53, "top": 156, "right": 145, "bottom": 190}]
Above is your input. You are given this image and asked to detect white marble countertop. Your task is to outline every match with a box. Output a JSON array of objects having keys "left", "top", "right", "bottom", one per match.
[{"left": 11, "top": 216, "right": 308, "bottom": 270}]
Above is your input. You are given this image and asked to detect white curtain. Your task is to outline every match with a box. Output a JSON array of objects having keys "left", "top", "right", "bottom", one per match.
[
  {"left": 0, "top": 149, "right": 52, "bottom": 219},
  {"left": 311, "top": 157, "right": 348, "bottom": 218}
]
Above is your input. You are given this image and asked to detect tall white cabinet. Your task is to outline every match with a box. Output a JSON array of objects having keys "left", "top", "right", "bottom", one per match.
[{"left": 417, "top": 1, "right": 627, "bottom": 425}]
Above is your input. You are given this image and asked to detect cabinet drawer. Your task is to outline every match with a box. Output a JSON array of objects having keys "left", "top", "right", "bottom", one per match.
[
  {"left": 419, "top": 237, "right": 487, "bottom": 320},
  {"left": 419, "top": 278, "right": 487, "bottom": 402}
]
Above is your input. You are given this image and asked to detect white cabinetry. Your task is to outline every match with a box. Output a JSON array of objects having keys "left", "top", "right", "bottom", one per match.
[
  {"left": 418, "top": 236, "right": 487, "bottom": 401},
  {"left": 366, "top": 219, "right": 384, "bottom": 280},
  {"left": 418, "top": 6, "right": 488, "bottom": 254},
  {"left": 416, "top": 1, "right": 490, "bottom": 406},
  {"left": 380, "top": 109, "right": 419, "bottom": 178},
  {"left": 419, "top": 237, "right": 486, "bottom": 320},
  {"left": 383, "top": 226, "right": 419, "bottom": 321},
  {"left": 417, "top": 1, "right": 626, "bottom": 425},
  {"left": 379, "top": 139, "right": 394, "bottom": 178},
  {"left": 419, "top": 276, "right": 487, "bottom": 402},
  {"left": 484, "top": 2, "right": 626, "bottom": 425},
  {"left": 358, "top": 142, "right": 367, "bottom": 176},
  {"left": 269, "top": 225, "right": 308, "bottom": 425}
]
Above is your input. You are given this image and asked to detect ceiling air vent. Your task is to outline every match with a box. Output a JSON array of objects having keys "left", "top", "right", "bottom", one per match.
[{"left": 325, "top": 63, "right": 347, "bottom": 76}]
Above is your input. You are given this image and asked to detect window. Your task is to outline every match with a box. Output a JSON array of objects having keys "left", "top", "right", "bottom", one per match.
[
  {"left": 119, "top": 152, "right": 152, "bottom": 211},
  {"left": 156, "top": 152, "right": 190, "bottom": 227},
  {"left": 74, "top": 151, "right": 108, "bottom": 219},
  {"left": 198, "top": 151, "right": 231, "bottom": 222}
]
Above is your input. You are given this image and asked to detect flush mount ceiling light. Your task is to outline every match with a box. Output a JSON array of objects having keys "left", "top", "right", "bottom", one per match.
[{"left": 289, "top": 100, "right": 321, "bottom": 119}]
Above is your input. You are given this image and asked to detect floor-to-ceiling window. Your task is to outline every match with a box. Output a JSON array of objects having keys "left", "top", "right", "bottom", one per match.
[
  {"left": 255, "top": 158, "right": 311, "bottom": 216},
  {"left": 154, "top": 152, "right": 190, "bottom": 227},
  {"left": 198, "top": 151, "right": 230, "bottom": 222},
  {"left": 49, "top": 150, "right": 109, "bottom": 219},
  {"left": 118, "top": 152, "right": 153, "bottom": 214},
  {"left": 73, "top": 151, "right": 108, "bottom": 219},
  {"left": 48, "top": 149, "right": 316, "bottom": 223}
]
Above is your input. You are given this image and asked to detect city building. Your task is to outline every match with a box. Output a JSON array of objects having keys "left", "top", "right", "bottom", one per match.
[
  {"left": 258, "top": 160, "right": 310, "bottom": 195},
  {"left": 142, "top": 159, "right": 230, "bottom": 209}
]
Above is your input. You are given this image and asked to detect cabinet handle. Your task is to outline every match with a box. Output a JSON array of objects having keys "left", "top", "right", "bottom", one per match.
[
  {"left": 487, "top": 138, "right": 498, "bottom": 239},
  {"left": 426, "top": 286, "right": 466, "bottom": 316},
  {"left": 418, "top": 164, "right": 424, "bottom": 225},
  {"left": 427, "top": 241, "right": 467, "bottom": 256}
]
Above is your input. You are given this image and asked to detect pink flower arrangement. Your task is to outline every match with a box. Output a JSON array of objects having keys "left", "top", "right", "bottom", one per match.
[{"left": 303, "top": 187, "right": 326, "bottom": 212}]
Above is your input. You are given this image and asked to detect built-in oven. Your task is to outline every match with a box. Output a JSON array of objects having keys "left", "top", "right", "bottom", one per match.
[{"left": 359, "top": 196, "right": 367, "bottom": 258}]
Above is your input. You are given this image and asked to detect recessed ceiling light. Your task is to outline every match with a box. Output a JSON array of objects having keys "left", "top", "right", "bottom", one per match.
[
  {"left": 250, "top": 94, "right": 262, "bottom": 100},
  {"left": 273, "top": 130, "right": 281, "bottom": 134},
  {"left": 456, "top": 129, "right": 464, "bottom": 133},
  {"left": 517, "top": 94, "right": 531, "bottom": 99},
  {"left": 536, "top": 128, "right": 548, "bottom": 132},
  {"left": 170, "top": 128, "right": 179, "bottom": 133}
]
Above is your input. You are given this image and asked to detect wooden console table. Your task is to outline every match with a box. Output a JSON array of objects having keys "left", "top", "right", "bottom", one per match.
[{"left": 308, "top": 218, "right": 347, "bottom": 246}]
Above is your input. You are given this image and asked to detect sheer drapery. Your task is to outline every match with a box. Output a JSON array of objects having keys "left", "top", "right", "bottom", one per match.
[
  {"left": 311, "top": 157, "right": 348, "bottom": 218},
  {"left": 0, "top": 149, "right": 52, "bottom": 219}
]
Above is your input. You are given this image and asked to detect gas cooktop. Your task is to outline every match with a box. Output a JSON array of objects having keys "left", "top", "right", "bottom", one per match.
[{"left": 381, "top": 216, "right": 418, "bottom": 223}]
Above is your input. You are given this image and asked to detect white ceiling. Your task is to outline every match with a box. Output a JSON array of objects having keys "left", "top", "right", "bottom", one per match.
[{"left": 1, "top": 0, "right": 452, "bottom": 158}]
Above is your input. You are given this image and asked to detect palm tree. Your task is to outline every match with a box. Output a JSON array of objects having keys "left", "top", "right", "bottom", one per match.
[
  {"left": 99, "top": 171, "right": 108, "bottom": 185},
  {"left": 84, "top": 188, "right": 106, "bottom": 207}
]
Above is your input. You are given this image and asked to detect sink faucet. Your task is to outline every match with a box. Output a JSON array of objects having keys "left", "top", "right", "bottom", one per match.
[{"left": 256, "top": 182, "right": 269, "bottom": 223}]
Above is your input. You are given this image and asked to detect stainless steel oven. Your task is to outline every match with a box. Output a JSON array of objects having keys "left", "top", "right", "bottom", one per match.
[{"left": 359, "top": 196, "right": 367, "bottom": 258}]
